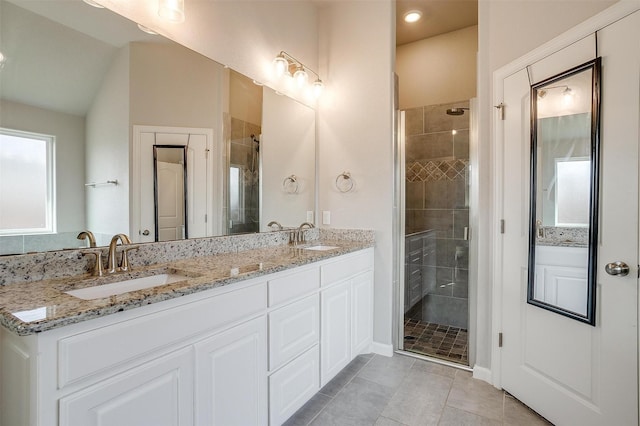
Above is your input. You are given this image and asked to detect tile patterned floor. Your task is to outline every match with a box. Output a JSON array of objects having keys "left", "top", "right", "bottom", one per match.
[
  {"left": 284, "top": 354, "right": 552, "bottom": 426},
  {"left": 403, "top": 319, "right": 469, "bottom": 365}
]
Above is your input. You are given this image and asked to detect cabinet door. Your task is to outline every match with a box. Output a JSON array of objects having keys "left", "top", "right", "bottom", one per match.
[
  {"left": 195, "top": 316, "right": 268, "bottom": 426},
  {"left": 351, "top": 271, "right": 373, "bottom": 356},
  {"left": 59, "top": 347, "right": 193, "bottom": 426},
  {"left": 320, "top": 280, "right": 351, "bottom": 386}
]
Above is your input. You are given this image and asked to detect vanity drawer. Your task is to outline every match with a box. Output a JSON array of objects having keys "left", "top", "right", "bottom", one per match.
[
  {"left": 269, "top": 294, "right": 319, "bottom": 371},
  {"left": 268, "top": 266, "right": 319, "bottom": 307},
  {"left": 58, "top": 282, "right": 266, "bottom": 389},
  {"left": 269, "top": 345, "right": 319, "bottom": 426},
  {"left": 321, "top": 249, "right": 373, "bottom": 287}
]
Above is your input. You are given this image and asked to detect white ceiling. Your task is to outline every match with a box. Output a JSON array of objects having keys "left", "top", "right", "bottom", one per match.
[
  {"left": 0, "top": 0, "right": 478, "bottom": 116},
  {"left": 0, "top": 0, "right": 164, "bottom": 116},
  {"left": 396, "top": 0, "right": 478, "bottom": 46}
]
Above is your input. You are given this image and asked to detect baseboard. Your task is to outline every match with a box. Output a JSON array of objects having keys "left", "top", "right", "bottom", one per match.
[
  {"left": 472, "top": 365, "right": 492, "bottom": 385},
  {"left": 371, "top": 341, "right": 394, "bottom": 357}
]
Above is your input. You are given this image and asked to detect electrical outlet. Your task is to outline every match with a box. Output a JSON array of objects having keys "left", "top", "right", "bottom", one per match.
[{"left": 306, "top": 211, "right": 314, "bottom": 222}]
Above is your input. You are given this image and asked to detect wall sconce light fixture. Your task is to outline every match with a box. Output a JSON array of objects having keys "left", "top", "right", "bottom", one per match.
[
  {"left": 158, "top": 0, "right": 185, "bottom": 23},
  {"left": 273, "top": 51, "right": 324, "bottom": 98},
  {"left": 537, "top": 85, "right": 572, "bottom": 99}
]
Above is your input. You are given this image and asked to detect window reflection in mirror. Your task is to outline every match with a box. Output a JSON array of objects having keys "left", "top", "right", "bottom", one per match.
[
  {"left": 153, "top": 146, "right": 187, "bottom": 242},
  {"left": 528, "top": 58, "right": 601, "bottom": 325}
]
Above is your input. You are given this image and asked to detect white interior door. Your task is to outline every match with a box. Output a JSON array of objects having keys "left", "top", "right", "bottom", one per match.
[
  {"left": 499, "top": 11, "right": 639, "bottom": 426},
  {"left": 157, "top": 161, "right": 184, "bottom": 241},
  {"left": 133, "top": 126, "right": 214, "bottom": 243}
]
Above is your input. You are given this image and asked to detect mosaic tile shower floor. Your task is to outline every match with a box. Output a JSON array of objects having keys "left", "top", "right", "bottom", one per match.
[{"left": 403, "top": 318, "right": 468, "bottom": 365}]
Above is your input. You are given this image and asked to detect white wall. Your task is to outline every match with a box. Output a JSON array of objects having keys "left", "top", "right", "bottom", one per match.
[
  {"left": 86, "top": 45, "right": 130, "bottom": 242},
  {"left": 317, "top": 0, "right": 395, "bottom": 348},
  {"left": 0, "top": 99, "right": 85, "bottom": 234},
  {"left": 129, "top": 42, "right": 223, "bottom": 130},
  {"left": 475, "top": 0, "right": 618, "bottom": 372},
  {"left": 97, "top": 0, "right": 319, "bottom": 106},
  {"left": 396, "top": 25, "right": 477, "bottom": 109},
  {"left": 261, "top": 88, "right": 315, "bottom": 229}
]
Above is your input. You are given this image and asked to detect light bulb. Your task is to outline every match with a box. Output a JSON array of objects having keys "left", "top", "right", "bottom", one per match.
[
  {"left": 158, "top": 0, "right": 185, "bottom": 23},
  {"left": 562, "top": 87, "right": 574, "bottom": 107},
  {"left": 312, "top": 79, "right": 324, "bottom": 98},
  {"left": 293, "top": 67, "right": 308, "bottom": 88},
  {"left": 273, "top": 55, "right": 289, "bottom": 77}
]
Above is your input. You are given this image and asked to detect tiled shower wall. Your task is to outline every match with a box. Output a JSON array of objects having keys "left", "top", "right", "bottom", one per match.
[
  {"left": 405, "top": 100, "right": 470, "bottom": 329},
  {"left": 229, "top": 116, "right": 261, "bottom": 235}
]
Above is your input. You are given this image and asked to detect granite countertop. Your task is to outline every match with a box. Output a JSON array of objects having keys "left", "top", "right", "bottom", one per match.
[{"left": 0, "top": 240, "right": 372, "bottom": 336}]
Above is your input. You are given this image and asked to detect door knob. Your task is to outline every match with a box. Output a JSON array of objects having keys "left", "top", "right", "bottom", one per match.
[
  {"left": 605, "top": 261, "right": 630, "bottom": 276},
  {"left": 141, "top": 229, "right": 150, "bottom": 236}
]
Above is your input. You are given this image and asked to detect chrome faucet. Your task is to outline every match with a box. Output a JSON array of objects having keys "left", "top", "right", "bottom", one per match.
[
  {"left": 292, "top": 222, "right": 315, "bottom": 245},
  {"left": 267, "top": 220, "right": 283, "bottom": 231},
  {"left": 77, "top": 230, "right": 97, "bottom": 248},
  {"left": 107, "top": 234, "right": 138, "bottom": 274},
  {"left": 298, "top": 222, "right": 315, "bottom": 231}
]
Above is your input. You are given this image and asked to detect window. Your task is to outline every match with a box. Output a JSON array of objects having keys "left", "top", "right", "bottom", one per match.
[
  {"left": 555, "top": 158, "right": 590, "bottom": 227},
  {"left": 0, "top": 128, "right": 55, "bottom": 235}
]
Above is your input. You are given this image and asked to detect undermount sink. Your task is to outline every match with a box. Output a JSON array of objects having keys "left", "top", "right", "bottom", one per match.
[
  {"left": 302, "top": 245, "right": 340, "bottom": 251},
  {"left": 65, "top": 273, "right": 191, "bottom": 300}
]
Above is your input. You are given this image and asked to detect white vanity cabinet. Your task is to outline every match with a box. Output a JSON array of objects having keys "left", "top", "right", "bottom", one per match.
[
  {"left": 1, "top": 279, "right": 269, "bottom": 426},
  {"left": 267, "top": 266, "right": 321, "bottom": 425},
  {"left": 0, "top": 247, "right": 374, "bottom": 426},
  {"left": 320, "top": 250, "right": 374, "bottom": 386}
]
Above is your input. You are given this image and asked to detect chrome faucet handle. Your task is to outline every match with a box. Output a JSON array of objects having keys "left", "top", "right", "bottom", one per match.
[
  {"left": 119, "top": 245, "right": 140, "bottom": 272},
  {"left": 81, "top": 249, "right": 105, "bottom": 276}
]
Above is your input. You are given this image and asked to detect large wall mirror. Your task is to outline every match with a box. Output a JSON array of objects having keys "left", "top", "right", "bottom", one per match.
[
  {"left": 0, "top": 0, "right": 316, "bottom": 255},
  {"left": 528, "top": 58, "right": 601, "bottom": 325}
]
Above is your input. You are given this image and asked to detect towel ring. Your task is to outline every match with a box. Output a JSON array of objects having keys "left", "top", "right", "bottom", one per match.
[
  {"left": 283, "top": 175, "right": 299, "bottom": 194},
  {"left": 335, "top": 171, "right": 354, "bottom": 193}
]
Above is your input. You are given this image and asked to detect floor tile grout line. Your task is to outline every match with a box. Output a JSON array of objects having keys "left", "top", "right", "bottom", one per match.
[
  {"left": 371, "top": 355, "right": 416, "bottom": 426},
  {"left": 304, "top": 354, "right": 377, "bottom": 426},
  {"left": 434, "top": 368, "right": 458, "bottom": 425}
]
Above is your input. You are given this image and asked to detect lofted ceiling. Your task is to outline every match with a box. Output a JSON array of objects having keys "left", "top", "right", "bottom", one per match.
[{"left": 396, "top": 0, "right": 478, "bottom": 46}]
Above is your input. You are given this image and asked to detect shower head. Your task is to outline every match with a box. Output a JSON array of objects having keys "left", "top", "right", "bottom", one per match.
[{"left": 446, "top": 107, "right": 469, "bottom": 116}]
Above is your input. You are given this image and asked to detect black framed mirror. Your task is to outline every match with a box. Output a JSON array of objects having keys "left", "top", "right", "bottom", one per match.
[
  {"left": 153, "top": 145, "right": 188, "bottom": 242},
  {"left": 528, "top": 57, "right": 601, "bottom": 325}
]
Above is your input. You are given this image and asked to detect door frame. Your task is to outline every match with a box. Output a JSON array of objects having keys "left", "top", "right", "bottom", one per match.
[
  {"left": 490, "top": 1, "right": 640, "bottom": 388},
  {"left": 132, "top": 125, "right": 218, "bottom": 242}
]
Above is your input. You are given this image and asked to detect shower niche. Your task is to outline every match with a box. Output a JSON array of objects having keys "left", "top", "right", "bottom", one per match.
[{"left": 403, "top": 100, "right": 470, "bottom": 365}]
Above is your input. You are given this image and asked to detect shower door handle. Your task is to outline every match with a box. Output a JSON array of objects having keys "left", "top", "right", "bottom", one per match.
[{"left": 463, "top": 227, "right": 470, "bottom": 241}]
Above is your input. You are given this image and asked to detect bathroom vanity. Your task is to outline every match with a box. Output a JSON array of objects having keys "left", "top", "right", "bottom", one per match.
[{"left": 0, "top": 238, "right": 374, "bottom": 426}]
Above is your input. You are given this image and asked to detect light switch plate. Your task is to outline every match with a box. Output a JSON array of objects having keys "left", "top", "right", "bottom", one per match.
[{"left": 322, "top": 211, "right": 331, "bottom": 225}]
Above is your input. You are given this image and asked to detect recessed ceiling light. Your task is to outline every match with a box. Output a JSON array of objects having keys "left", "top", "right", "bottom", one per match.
[
  {"left": 82, "top": 0, "right": 105, "bottom": 8},
  {"left": 404, "top": 10, "right": 422, "bottom": 23}
]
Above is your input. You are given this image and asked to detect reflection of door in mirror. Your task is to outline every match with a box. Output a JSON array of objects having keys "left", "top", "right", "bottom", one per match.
[
  {"left": 154, "top": 147, "right": 186, "bottom": 242},
  {"left": 134, "top": 126, "right": 214, "bottom": 244}
]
